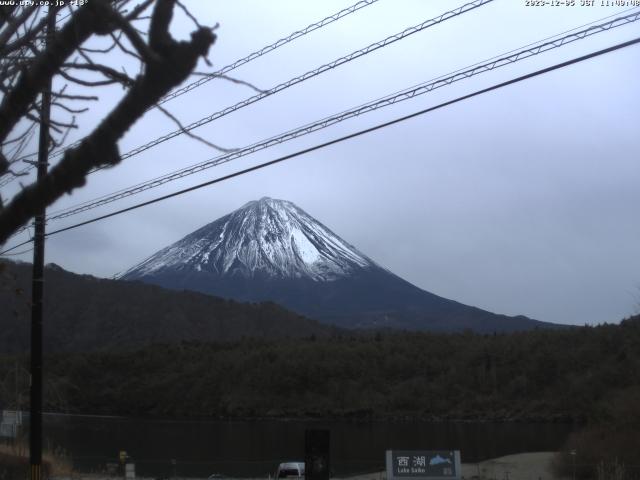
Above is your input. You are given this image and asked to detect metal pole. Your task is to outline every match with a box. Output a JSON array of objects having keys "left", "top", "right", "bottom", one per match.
[{"left": 30, "top": 9, "right": 54, "bottom": 480}]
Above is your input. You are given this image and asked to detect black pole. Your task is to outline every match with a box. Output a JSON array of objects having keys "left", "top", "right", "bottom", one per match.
[{"left": 30, "top": 9, "right": 54, "bottom": 480}]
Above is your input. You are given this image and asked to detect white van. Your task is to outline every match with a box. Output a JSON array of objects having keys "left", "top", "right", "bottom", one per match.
[{"left": 275, "top": 462, "right": 305, "bottom": 479}]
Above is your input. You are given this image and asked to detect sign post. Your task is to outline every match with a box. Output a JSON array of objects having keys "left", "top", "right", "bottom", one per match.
[
  {"left": 386, "top": 451, "right": 461, "bottom": 480},
  {"left": 305, "top": 429, "right": 330, "bottom": 480}
]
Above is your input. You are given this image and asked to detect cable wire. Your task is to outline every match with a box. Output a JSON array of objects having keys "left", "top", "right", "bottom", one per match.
[
  {"left": 37, "top": 10, "right": 640, "bottom": 226},
  {"left": 41, "top": 6, "right": 640, "bottom": 217},
  {"left": 0, "top": 35, "right": 630, "bottom": 252},
  {"left": 104, "top": 0, "right": 494, "bottom": 165},
  {"left": 2, "top": 35, "right": 638, "bottom": 255},
  {"left": 0, "top": 0, "right": 381, "bottom": 184},
  {"left": 3, "top": 0, "right": 494, "bottom": 187},
  {"left": 156, "top": 0, "right": 381, "bottom": 106},
  {"left": 0, "top": 246, "right": 34, "bottom": 256},
  {"left": 1, "top": 237, "right": 33, "bottom": 256},
  {"left": 10, "top": 3, "right": 636, "bottom": 193}
]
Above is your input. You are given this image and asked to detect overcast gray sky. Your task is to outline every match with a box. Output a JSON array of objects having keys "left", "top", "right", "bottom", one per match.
[{"left": 3, "top": 0, "right": 639, "bottom": 326}]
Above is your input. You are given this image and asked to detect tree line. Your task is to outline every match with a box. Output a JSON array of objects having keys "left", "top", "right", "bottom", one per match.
[
  {"left": 2, "top": 315, "right": 639, "bottom": 477},
  {"left": 1, "top": 315, "right": 638, "bottom": 422}
]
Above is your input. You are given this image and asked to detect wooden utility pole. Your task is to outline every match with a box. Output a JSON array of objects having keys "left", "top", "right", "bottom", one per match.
[{"left": 30, "top": 9, "right": 55, "bottom": 480}]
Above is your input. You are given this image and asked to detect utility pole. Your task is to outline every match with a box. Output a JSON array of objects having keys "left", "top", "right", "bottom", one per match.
[{"left": 30, "top": 9, "right": 55, "bottom": 480}]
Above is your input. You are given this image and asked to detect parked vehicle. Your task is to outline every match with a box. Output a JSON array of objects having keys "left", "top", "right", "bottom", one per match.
[{"left": 275, "top": 462, "right": 305, "bottom": 479}]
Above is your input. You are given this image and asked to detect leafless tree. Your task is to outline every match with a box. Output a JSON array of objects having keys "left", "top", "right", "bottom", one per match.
[{"left": 0, "top": 0, "right": 217, "bottom": 245}]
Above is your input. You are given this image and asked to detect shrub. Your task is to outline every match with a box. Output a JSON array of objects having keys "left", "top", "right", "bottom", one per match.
[{"left": 552, "top": 427, "right": 640, "bottom": 480}]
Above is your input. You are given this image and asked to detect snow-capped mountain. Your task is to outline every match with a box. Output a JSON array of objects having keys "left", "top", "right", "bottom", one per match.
[
  {"left": 122, "top": 197, "right": 376, "bottom": 282},
  {"left": 122, "top": 198, "right": 557, "bottom": 333}
]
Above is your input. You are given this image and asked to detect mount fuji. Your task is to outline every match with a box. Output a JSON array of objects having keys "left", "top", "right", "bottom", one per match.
[{"left": 121, "top": 197, "right": 555, "bottom": 332}]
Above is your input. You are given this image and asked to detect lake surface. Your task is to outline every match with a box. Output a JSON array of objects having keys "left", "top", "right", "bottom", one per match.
[{"left": 42, "top": 415, "right": 576, "bottom": 477}]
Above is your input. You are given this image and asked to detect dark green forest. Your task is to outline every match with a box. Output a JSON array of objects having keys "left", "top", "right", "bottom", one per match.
[
  {"left": 0, "top": 260, "right": 338, "bottom": 354},
  {"left": 1, "top": 315, "right": 638, "bottom": 422},
  {"left": 2, "top": 315, "right": 639, "bottom": 475}
]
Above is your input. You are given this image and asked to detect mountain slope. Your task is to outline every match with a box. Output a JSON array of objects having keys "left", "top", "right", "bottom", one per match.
[
  {"left": 0, "top": 260, "right": 340, "bottom": 354},
  {"left": 123, "top": 197, "right": 376, "bottom": 281},
  {"left": 122, "top": 198, "right": 558, "bottom": 333}
]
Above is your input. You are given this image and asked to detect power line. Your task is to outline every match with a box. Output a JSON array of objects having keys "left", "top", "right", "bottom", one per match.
[
  {"left": 37, "top": 10, "right": 640, "bottom": 226},
  {"left": 10, "top": 4, "right": 636, "bottom": 197},
  {"left": 1, "top": 237, "right": 34, "bottom": 256},
  {"left": 104, "top": 0, "right": 494, "bottom": 165},
  {"left": 156, "top": 0, "right": 381, "bottom": 107},
  {"left": 0, "top": 34, "right": 633, "bottom": 254},
  {"left": 3, "top": 0, "right": 495, "bottom": 188},
  {"left": 0, "top": 0, "right": 381, "bottom": 184},
  {"left": 50, "top": 0, "right": 382, "bottom": 158},
  {"left": 41, "top": 7, "right": 637, "bottom": 217},
  {"left": 0, "top": 246, "right": 34, "bottom": 256}
]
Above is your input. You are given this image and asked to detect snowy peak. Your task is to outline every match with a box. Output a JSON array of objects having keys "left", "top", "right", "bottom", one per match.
[
  {"left": 122, "top": 198, "right": 377, "bottom": 282},
  {"left": 120, "top": 198, "right": 553, "bottom": 334}
]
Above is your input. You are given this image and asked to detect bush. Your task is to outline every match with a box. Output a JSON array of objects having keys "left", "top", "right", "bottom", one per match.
[{"left": 552, "top": 427, "right": 640, "bottom": 480}]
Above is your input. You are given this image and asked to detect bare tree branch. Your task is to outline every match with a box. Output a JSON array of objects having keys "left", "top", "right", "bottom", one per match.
[
  {"left": 176, "top": 0, "right": 203, "bottom": 30},
  {"left": 51, "top": 91, "right": 99, "bottom": 101},
  {"left": 109, "top": 8, "right": 162, "bottom": 64},
  {"left": 109, "top": 31, "right": 143, "bottom": 61},
  {"left": 52, "top": 101, "right": 89, "bottom": 114},
  {"left": 0, "top": 0, "right": 216, "bottom": 243},
  {"left": 0, "top": 0, "right": 119, "bottom": 146},
  {"left": 0, "top": 4, "right": 38, "bottom": 51},
  {"left": 156, "top": 104, "right": 236, "bottom": 153},
  {"left": 62, "top": 62, "right": 135, "bottom": 87},
  {"left": 0, "top": 6, "right": 18, "bottom": 31},
  {"left": 192, "top": 72, "right": 266, "bottom": 94},
  {"left": 125, "top": 0, "right": 155, "bottom": 21},
  {"left": 79, "top": 38, "right": 119, "bottom": 54},
  {"left": 0, "top": 8, "right": 50, "bottom": 56},
  {"left": 58, "top": 68, "right": 120, "bottom": 87}
]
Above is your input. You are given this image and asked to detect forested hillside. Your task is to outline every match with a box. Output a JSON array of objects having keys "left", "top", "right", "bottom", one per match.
[
  {"left": 1, "top": 315, "right": 637, "bottom": 421},
  {"left": 0, "top": 260, "right": 339, "bottom": 353}
]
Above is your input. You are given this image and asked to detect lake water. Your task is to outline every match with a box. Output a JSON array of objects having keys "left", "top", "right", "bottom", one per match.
[{"left": 42, "top": 415, "right": 576, "bottom": 477}]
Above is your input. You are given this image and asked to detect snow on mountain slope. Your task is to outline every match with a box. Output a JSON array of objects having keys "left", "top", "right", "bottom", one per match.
[
  {"left": 121, "top": 197, "right": 556, "bottom": 333},
  {"left": 122, "top": 197, "right": 377, "bottom": 282}
]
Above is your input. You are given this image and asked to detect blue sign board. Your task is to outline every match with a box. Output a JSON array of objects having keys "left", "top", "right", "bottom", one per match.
[{"left": 386, "top": 450, "right": 461, "bottom": 480}]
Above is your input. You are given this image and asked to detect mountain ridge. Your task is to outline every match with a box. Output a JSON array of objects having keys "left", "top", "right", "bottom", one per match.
[
  {"left": 122, "top": 197, "right": 377, "bottom": 282},
  {"left": 122, "top": 198, "right": 560, "bottom": 333},
  {"left": 0, "top": 259, "right": 340, "bottom": 354}
]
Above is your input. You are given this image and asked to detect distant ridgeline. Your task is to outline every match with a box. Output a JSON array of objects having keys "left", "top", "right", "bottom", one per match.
[
  {"left": 0, "top": 259, "right": 340, "bottom": 354},
  {"left": 0, "top": 259, "right": 638, "bottom": 422},
  {"left": 121, "top": 197, "right": 561, "bottom": 333},
  {"left": 0, "top": 199, "right": 563, "bottom": 358}
]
